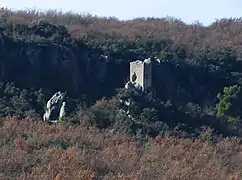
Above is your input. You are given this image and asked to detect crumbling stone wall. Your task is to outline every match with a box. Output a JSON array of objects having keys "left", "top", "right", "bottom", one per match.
[{"left": 129, "top": 59, "right": 152, "bottom": 92}]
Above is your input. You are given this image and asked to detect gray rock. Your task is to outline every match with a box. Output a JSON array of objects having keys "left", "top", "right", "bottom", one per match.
[{"left": 43, "top": 92, "right": 66, "bottom": 122}]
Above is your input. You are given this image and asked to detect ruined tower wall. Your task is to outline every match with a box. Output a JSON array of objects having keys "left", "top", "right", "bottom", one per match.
[
  {"left": 129, "top": 60, "right": 152, "bottom": 92},
  {"left": 130, "top": 60, "right": 144, "bottom": 87}
]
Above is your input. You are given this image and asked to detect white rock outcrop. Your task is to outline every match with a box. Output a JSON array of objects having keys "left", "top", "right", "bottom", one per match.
[{"left": 43, "top": 91, "right": 66, "bottom": 122}]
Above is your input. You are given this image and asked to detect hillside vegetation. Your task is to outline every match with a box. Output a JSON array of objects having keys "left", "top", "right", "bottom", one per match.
[
  {"left": 0, "top": 117, "right": 242, "bottom": 179},
  {"left": 1, "top": 8, "right": 242, "bottom": 179}
]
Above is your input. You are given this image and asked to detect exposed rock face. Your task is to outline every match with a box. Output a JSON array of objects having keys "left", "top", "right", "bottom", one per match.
[
  {"left": 97, "top": 55, "right": 108, "bottom": 83},
  {"left": 43, "top": 91, "right": 65, "bottom": 122},
  {"left": 0, "top": 23, "right": 161, "bottom": 101},
  {"left": 59, "top": 101, "right": 66, "bottom": 120},
  {"left": 0, "top": 33, "right": 112, "bottom": 97}
]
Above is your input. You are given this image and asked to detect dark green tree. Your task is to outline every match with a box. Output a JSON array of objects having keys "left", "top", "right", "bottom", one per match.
[{"left": 216, "top": 85, "right": 242, "bottom": 123}]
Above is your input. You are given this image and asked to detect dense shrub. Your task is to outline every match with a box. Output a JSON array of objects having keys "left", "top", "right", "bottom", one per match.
[{"left": 0, "top": 118, "right": 242, "bottom": 179}]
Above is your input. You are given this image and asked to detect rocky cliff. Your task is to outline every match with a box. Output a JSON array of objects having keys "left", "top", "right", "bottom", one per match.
[{"left": 0, "top": 21, "right": 123, "bottom": 100}]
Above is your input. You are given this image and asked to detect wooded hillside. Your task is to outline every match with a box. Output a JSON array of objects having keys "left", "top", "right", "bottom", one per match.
[{"left": 1, "top": 8, "right": 242, "bottom": 179}]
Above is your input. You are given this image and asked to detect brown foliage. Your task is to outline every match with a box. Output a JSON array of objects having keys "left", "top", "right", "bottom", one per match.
[
  {"left": 1, "top": 8, "right": 242, "bottom": 53},
  {"left": 0, "top": 117, "right": 242, "bottom": 179}
]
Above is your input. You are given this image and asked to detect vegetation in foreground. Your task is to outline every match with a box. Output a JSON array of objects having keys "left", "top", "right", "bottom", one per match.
[{"left": 0, "top": 117, "right": 242, "bottom": 180}]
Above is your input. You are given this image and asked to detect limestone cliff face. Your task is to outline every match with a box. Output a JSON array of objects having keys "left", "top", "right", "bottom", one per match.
[{"left": 0, "top": 34, "right": 110, "bottom": 97}]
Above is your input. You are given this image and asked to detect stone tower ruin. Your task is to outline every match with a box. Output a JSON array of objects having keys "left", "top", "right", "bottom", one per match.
[{"left": 129, "top": 59, "right": 152, "bottom": 93}]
